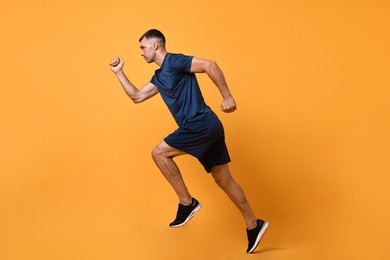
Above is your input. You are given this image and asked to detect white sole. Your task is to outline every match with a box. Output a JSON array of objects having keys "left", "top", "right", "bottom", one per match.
[
  {"left": 247, "top": 221, "right": 269, "bottom": 254},
  {"left": 170, "top": 203, "right": 202, "bottom": 228}
]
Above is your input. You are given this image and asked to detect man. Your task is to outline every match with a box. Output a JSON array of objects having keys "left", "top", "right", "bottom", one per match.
[{"left": 109, "top": 29, "right": 268, "bottom": 253}]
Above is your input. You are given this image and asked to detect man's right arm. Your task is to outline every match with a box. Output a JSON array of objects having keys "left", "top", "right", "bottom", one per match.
[
  {"left": 190, "top": 57, "right": 237, "bottom": 113},
  {"left": 110, "top": 57, "right": 159, "bottom": 104}
]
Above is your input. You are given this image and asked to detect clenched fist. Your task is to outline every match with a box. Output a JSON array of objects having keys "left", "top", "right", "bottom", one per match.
[
  {"left": 220, "top": 95, "right": 237, "bottom": 113},
  {"left": 109, "top": 57, "right": 124, "bottom": 73}
]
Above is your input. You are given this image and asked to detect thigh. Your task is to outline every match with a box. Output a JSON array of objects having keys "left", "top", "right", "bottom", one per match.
[
  {"left": 154, "top": 140, "right": 188, "bottom": 158},
  {"left": 165, "top": 117, "right": 225, "bottom": 159}
]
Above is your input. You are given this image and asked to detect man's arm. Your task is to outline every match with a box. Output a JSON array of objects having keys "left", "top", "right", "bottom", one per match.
[
  {"left": 109, "top": 57, "right": 159, "bottom": 104},
  {"left": 190, "top": 57, "right": 237, "bottom": 113}
]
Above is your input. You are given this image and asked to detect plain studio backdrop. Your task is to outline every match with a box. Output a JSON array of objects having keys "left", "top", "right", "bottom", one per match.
[{"left": 1, "top": 0, "right": 389, "bottom": 259}]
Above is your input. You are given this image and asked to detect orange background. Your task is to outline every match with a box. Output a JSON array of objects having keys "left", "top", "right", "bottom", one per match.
[{"left": 1, "top": 0, "right": 389, "bottom": 259}]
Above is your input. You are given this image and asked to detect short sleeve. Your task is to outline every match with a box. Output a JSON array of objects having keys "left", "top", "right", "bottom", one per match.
[
  {"left": 168, "top": 54, "right": 193, "bottom": 72},
  {"left": 150, "top": 74, "right": 158, "bottom": 86}
]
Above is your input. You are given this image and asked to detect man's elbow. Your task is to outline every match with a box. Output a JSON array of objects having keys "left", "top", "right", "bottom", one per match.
[
  {"left": 130, "top": 94, "right": 144, "bottom": 104},
  {"left": 205, "top": 60, "right": 219, "bottom": 74},
  {"left": 132, "top": 97, "right": 145, "bottom": 104}
]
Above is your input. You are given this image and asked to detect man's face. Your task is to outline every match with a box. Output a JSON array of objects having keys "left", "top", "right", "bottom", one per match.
[{"left": 140, "top": 38, "right": 156, "bottom": 63}]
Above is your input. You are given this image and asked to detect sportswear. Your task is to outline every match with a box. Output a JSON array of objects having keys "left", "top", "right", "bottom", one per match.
[{"left": 150, "top": 53, "right": 231, "bottom": 172}]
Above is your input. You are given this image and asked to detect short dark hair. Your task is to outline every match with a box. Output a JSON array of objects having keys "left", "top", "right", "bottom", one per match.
[{"left": 139, "top": 29, "right": 166, "bottom": 46}]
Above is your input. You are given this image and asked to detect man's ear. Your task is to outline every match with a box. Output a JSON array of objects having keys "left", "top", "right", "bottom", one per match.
[{"left": 153, "top": 41, "right": 158, "bottom": 50}]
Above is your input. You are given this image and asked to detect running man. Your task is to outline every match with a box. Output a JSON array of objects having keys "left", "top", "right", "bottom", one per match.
[{"left": 109, "top": 29, "right": 268, "bottom": 253}]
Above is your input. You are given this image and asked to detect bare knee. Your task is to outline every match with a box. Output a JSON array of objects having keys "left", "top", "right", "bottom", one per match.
[
  {"left": 151, "top": 142, "right": 182, "bottom": 161},
  {"left": 212, "top": 171, "right": 234, "bottom": 188},
  {"left": 151, "top": 145, "right": 164, "bottom": 161},
  {"left": 213, "top": 176, "right": 226, "bottom": 188}
]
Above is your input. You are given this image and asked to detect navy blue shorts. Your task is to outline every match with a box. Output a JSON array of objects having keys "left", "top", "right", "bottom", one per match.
[{"left": 164, "top": 116, "right": 231, "bottom": 173}]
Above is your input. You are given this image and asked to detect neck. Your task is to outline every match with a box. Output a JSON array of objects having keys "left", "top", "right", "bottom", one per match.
[{"left": 154, "top": 50, "right": 167, "bottom": 67}]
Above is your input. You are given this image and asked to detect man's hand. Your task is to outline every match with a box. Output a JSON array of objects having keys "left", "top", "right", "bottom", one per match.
[
  {"left": 109, "top": 57, "right": 124, "bottom": 73},
  {"left": 220, "top": 95, "right": 237, "bottom": 113}
]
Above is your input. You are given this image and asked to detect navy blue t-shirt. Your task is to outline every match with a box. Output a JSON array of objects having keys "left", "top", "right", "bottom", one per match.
[{"left": 150, "top": 53, "right": 215, "bottom": 126}]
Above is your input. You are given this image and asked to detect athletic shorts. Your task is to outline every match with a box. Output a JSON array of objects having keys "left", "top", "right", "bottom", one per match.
[{"left": 164, "top": 116, "right": 231, "bottom": 173}]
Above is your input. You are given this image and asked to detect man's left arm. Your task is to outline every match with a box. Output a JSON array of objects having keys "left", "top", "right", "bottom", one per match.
[{"left": 190, "top": 57, "right": 237, "bottom": 113}]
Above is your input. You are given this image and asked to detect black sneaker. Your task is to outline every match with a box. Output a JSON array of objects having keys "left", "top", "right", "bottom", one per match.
[
  {"left": 246, "top": 219, "right": 269, "bottom": 254},
  {"left": 169, "top": 198, "right": 202, "bottom": 228}
]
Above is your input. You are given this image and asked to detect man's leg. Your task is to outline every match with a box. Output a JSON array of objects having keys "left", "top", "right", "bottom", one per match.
[
  {"left": 152, "top": 140, "right": 202, "bottom": 227},
  {"left": 211, "top": 163, "right": 257, "bottom": 229},
  {"left": 151, "top": 140, "right": 192, "bottom": 206},
  {"left": 211, "top": 163, "right": 268, "bottom": 253}
]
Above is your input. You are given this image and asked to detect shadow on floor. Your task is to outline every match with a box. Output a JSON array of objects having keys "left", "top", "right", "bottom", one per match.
[{"left": 254, "top": 246, "right": 285, "bottom": 254}]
